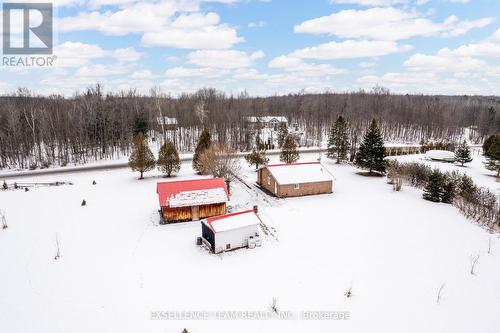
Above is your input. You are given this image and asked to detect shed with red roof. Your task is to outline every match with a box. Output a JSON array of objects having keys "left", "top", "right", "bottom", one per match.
[
  {"left": 257, "top": 162, "right": 333, "bottom": 198},
  {"left": 157, "top": 178, "right": 229, "bottom": 223},
  {"left": 201, "top": 209, "right": 262, "bottom": 253}
]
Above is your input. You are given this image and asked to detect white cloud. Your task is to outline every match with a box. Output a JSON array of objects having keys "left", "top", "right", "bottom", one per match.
[
  {"left": 54, "top": 42, "right": 107, "bottom": 67},
  {"left": 329, "top": 0, "right": 407, "bottom": 5},
  {"left": 248, "top": 21, "right": 265, "bottom": 28},
  {"left": 112, "top": 48, "right": 142, "bottom": 62},
  {"left": 289, "top": 40, "right": 412, "bottom": 60},
  {"left": 75, "top": 64, "right": 131, "bottom": 77},
  {"left": 294, "top": 7, "right": 493, "bottom": 41},
  {"left": 268, "top": 56, "right": 345, "bottom": 77},
  {"left": 186, "top": 50, "right": 264, "bottom": 69},
  {"left": 57, "top": 2, "right": 243, "bottom": 49},
  {"left": 130, "top": 70, "right": 154, "bottom": 79},
  {"left": 165, "top": 67, "right": 228, "bottom": 78}
]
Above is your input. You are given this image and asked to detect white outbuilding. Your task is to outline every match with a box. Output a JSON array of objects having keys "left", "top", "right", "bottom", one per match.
[{"left": 201, "top": 210, "right": 262, "bottom": 254}]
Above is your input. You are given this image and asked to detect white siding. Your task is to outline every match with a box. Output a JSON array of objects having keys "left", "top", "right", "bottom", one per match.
[{"left": 214, "top": 225, "right": 260, "bottom": 254}]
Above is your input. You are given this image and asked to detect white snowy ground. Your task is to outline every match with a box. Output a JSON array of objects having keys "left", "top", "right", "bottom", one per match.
[{"left": 1, "top": 152, "right": 500, "bottom": 333}]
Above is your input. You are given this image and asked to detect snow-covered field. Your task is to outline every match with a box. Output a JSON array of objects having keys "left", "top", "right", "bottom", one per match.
[{"left": 1, "top": 152, "right": 500, "bottom": 333}]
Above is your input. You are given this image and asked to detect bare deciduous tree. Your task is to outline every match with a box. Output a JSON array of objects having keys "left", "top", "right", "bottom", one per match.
[
  {"left": 1, "top": 210, "right": 7, "bottom": 229},
  {"left": 470, "top": 252, "right": 480, "bottom": 275},
  {"left": 198, "top": 145, "right": 241, "bottom": 192},
  {"left": 436, "top": 282, "right": 445, "bottom": 304},
  {"left": 54, "top": 233, "right": 61, "bottom": 260}
]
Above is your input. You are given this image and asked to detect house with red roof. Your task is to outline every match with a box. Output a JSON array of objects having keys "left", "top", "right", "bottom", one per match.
[
  {"left": 257, "top": 162, "right": 334, "bottom": 198},
  {"left": 157, "top": 178, "right": 229, "bottom": 223},
  {"left": 201, "top": 209, "right": 262, "bottom": 253}
]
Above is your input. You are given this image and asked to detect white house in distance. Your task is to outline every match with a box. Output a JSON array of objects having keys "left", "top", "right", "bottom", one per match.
[
  {"left": 156, "top": 116, "right": 178, "bottom": 131},
  {"left": 201, "top": 210, "right": 262, "bottom": 254},
  {"left": 246, "top": 116, "right": 288, "bottom": 130}
]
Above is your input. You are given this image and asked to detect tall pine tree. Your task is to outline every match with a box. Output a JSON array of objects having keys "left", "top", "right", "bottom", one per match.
[
  {"left": 277, "top": 123, "right": 289, "bottom": 148},
  {"left": 423, "top": 169, "right": 443, "bottom": 202},
  {"left": 128, "top": 132, "right": 156, "bottom": 179},
  {"left": 355, "top": 119, "right": 386, "bottom": 175},
  {"left": 280, "top": 134, "right": 299, "bottom": 164},
  {"left": 192, "top": 128, "right": 212, "bottom": 174},
  {"left": 454, "top": 140, "right": 472, "bottom": 166},
  {"left": 327, "top": 115, "right": 350, "bottom": 164},
  {"left": 484, "top": 138, "right": 500, "bottom": 177},
  {"left": 157, "top": 139, "right": 181, "bottom": 177}
]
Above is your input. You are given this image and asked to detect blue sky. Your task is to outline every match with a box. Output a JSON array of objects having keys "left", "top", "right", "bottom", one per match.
[{"left": 1, "top": 0, "right": 500, "bottom": 96}]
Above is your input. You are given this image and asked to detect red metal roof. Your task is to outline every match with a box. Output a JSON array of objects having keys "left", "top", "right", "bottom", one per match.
[
  {"left": 265, "top": 161, "right": 321, "bottom": 168},
  {"left": 157, "top": 177, "right": 229, "bottom": 208}
]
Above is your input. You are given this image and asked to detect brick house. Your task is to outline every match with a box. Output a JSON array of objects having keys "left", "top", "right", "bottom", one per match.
[{"left": 256, "top": 162, "right": 334, "bottom": 198}]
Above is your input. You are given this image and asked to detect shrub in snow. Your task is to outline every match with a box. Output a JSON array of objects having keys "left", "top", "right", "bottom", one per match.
[
  {"left": 470, "top": 253, "right": 480, "bottom": 275},
  {"left": 423, "top": 169, "right": 444, "bottom": 203},
  {"left": 81, "top": 199, "right": 86, "bottom": 206},
  {"left": 2, "top": 180, "right": 7, "bottom": 190},
  {"left": 344, "top": 286, "right": 353, "bottom": 299},
  {"left": 24, "top": 187, "right": 29, "bottom": 192},
  {"left": 92, "top": 180, "right": 97, "bottom": 185},
  {"left": 270, "top": 298, "right": 279, "bottom": 314}
]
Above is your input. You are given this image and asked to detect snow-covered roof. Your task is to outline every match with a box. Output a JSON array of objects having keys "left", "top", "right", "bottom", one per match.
[
  {"left": 246, "top": 116, "right": 288, "bottom": 123},
  {"left": 157, "top": 178, "right": 229, "bottom": 208},
  {"left": 205, "top": 210, "right": 261, "bottom": 233},
  {"left": 265, "top": 162, "right": 334, "bottom": 185},
  {"left": 425, "top": 150, "right": 455, "bottom": 161},
  {"left": 169, "top": 188, "right": 228, "bottom": 208}
]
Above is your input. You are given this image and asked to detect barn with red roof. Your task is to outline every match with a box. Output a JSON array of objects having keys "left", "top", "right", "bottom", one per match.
[
  {"left": 157, "top": 178, "right": 229, "bottom": 223},
  {"left": 257, "top": 162, "right": 334, "bottom": 198},
  {"left": 201, "top": 209, "right": 262, "bottom": 253}
]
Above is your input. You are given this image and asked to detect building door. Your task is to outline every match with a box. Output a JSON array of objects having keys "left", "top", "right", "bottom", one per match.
[{"left": 191, "top": 206, "right": 199, "bottom": 221}]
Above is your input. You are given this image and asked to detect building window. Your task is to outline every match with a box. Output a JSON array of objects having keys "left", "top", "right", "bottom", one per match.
[
  {"left": 294, "top": 183, "right": 300, "bottom": 190},
  {"left": 226, "top": 244, "right": 231, "bottom": 250},
  {"left": 267, "top": 176, "right": 271, "bottom": 185}
]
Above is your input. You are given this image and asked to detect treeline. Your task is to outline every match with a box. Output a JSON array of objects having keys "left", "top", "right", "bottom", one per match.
[{"left": 0, "top": 85, "right": 498, "bottom": 169}]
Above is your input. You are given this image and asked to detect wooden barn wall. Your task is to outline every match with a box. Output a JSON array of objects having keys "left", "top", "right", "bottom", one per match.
[
  {"left": 162, "top": 203, "right": 226, "bottom": 222},
  {"left": 199, "top": 203, "right": 226, "bottom": 219}
]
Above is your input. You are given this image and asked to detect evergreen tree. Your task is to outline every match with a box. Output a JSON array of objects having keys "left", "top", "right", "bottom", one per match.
[
  {"left": 133, "top": 115, "right": 148, "bottom": 136},
  {"left": 423, "top": 169, "right": 443, "bottom": 202},
  {"left": 280, "top": 134, "right": 299, "bottom": 164},
  {"left": 128, "top": 132, "right": 156, "bottom": 179},
  {"left": 277, "top": 123, "right": 289, "bottom": 148},
  {"left": 355, "top": 119, "right": 386, "bottom": 174},
  {"left": 482, "top": 134, "right": 499, "bottom": 157},
  {"left": 2, "top": 180, "right": 7, "bottom": 190},
  {"left": 245, "top": 148, "right": 269, "bottom": 170},
  {"left": 192, "top": 128, "right": 212, "bottom": 174},
  {"left": 327, "top": 115, "right": 350, "bottom": 164},
  {"left": 157, "top": 139, "right": 181, "bottom": 177},
  {"left": 454, "top": 140, "right": 472, "bottom": 166},
  {"left": 484, "top": 138, "right": 500, "bottom": 177},
  {"left": 441, "top": 175, "right": 457, "bottom": 204}
]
